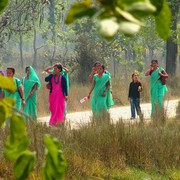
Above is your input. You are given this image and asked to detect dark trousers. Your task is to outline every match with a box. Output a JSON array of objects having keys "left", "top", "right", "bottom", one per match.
[{"left": 130, "top": 98, "right": 141, "bottom": 118}]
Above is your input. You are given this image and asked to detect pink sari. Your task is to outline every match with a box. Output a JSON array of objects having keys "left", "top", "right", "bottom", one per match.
[{"left": 49, "top": 75, "right": 65, "bottom": 126}]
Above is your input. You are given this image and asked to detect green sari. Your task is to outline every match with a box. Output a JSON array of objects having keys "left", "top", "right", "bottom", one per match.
[
  {"left": 22, "top": 66, "right": 41, "bottom": 120},
  {"left": 91, "top": 73, "right": 114, "bottom": 116},
  {"left": 150, "top": 67, "right": 168, "bottom": 117}
]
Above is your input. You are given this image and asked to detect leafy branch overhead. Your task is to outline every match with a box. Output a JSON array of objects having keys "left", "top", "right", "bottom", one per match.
[{"left": 65, "top": 0, "right": 171, "bottom": 39}]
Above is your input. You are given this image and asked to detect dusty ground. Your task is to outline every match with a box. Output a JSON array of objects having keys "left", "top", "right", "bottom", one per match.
[{"left": 38, "top": 99, "right": 179, "bottom": 128}]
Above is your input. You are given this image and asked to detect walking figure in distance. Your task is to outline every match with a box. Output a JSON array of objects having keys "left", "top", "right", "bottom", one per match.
[
  {"left": 145, "top": 59, "right": 168, "bottom": 119},
  {"left": 128, "top": 73, "right": 143, "bottom": 120},
  {"left": 22, "top": 66, "right": 41, "bottom": 120},
  {"left": 45, "top": 63, "right": 68, "bottom": 126},
  {"left": 2, "top": 67, "right": 25, "bottom": 110},
  {"left": 88, "top": 64, "right": 114, "bottom": 121}
]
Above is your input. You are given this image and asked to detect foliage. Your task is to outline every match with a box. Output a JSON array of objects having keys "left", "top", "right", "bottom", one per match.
[
  {"left": 0, "top": 76, "right": 66, "bottom": 179},
  {"left": 43, "top": 135, "right": 67, "bottom": 179},
  {"left": 66, "top": 0, "right": 171, "bottom": 39},
  {"left": 0, "top": 75, "right": 16, "bottom": 93},
  {"left": 40, "top": 0, "right": 75, "bottom": 66},
  {"left": 0, "top": 0, "right": 9, "bottom": 13}
]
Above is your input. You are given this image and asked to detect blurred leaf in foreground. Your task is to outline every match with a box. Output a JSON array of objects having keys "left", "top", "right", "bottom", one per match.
[
  {"left": 154, "top": 0, "right": 171, "bottom": 39},
  {"left": 0, "top": 98, "right": 14, "bottom": 126},
  {"left": 65, "top": 0, "right": 171, "bottom": 40},
  {"left": 0, "top": 0, "right": 9, "bottom": 13},
  {"left": 65, "top": 1, "right": 97, "bottom": 24},
  {"left": 13, "top": 150, "right": 36, "bottom": 180},
  {"left": 0, "top": 75, "right": 16, "bottom": 93},
  {"left": 4, "top": 114, "right": 29, "bottom": 161},
  {"left": 0, "top": 105, "right": 6, "bottom": 127},
  {"left": 43, "top": 135, "right": 67, "bottom": 179}
]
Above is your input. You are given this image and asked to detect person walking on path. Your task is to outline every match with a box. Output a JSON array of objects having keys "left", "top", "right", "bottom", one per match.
[
  {"left": 128, "top": 73, "right": 143, "bottom": 120},
  {"left": 22, "top": 66, "right": 41, "bottom": 120},
  {"left": 44, "top": 62, "right": 70, "bottom": 116},
  {"left": 45, "top": 63, "right": 68, "bottom": 126},
  {"left": 88, "top": 64, "right": 114, "bottom": 120},
  {"left": 145, "top": 59, "right": 168, "bottom": 119},
  {"left": 88, "top": 61, "right": 113, "bottom": 93},
  {"left": 44, "top": 62, "right": 70, "bottom": 91},
  {"left": 2, "top": 67, "right": 25, "bottom": 110}
]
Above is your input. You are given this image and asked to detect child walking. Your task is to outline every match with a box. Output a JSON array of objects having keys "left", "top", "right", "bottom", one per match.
[{"left": 128, "top": 73, "right": 143, "bottom": 120}]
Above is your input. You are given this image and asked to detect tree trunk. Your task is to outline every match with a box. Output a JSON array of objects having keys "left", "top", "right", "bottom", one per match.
[
  {"left": 32, "top": 28, "right": 37, "bottom": 68},
  {"left": 166, "top": 0, "right": 180, "bottom": 76},
  {"left": 19, "top": 32, "right": 24, "bottom": 68},
  {"left": 166, "top": 40, "right": 177, "bottom": 76}
]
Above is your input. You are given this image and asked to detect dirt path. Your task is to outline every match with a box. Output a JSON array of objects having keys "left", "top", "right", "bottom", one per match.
[{"left": 38, "top": 99, "right": 179, "bottom": 128}]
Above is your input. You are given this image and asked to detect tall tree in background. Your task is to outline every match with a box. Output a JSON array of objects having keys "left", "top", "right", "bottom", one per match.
[
  {"left": 0, "top": 0, "right": 47, "bottom": 68},
  {"left": 166, "top": 0, "right": 180, "bottom": 76}
]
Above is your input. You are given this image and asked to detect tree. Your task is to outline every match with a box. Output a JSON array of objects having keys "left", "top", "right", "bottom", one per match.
[
  {"left": 0, "top": 0, "right": 48, "bottom": 68},
  {"left": 166, "top": 0, "right": 180, "bottom": 76}
]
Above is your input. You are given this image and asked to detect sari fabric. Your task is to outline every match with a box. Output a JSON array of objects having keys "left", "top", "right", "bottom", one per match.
[
  {"left": 49, "top": 75, "right": 65, "bottom": 126},
  {"left": 61, "top": 69, "right": 69, "bottom": 115},
  {"left": 150, "top": 67, "right": 168, "bottom": 117},
  {"left": 23, "top": 66, "right": 41, "bottom": 119},
  {"left": 91, "top": 73, "right": 114, "bottom": 116},
  {"left": 4, "top": 77, "right": 22, "bottom": 110}
]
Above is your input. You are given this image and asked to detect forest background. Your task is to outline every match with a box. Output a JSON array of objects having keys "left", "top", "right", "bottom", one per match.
[
  {"left": 0, "top": 0, "right": 180, "bottom": 116},
  {"left": 0, "top": 0, "right": 180, "bottom": 179}
]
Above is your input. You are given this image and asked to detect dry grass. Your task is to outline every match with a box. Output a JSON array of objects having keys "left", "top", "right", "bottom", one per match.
[{"left": 1, "top": 119, "right": 180, "bottom": 179}]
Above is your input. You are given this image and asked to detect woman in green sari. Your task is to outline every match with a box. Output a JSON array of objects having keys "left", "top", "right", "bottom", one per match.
[
  {"left": 22, "top": 66, "right": 41, "bottom": 120},
  {"left": 145, "top": 60, "right": 168, "bottom": 118},
  {"left": 88, "top": 64, "right": 114, "bottom": 119}
]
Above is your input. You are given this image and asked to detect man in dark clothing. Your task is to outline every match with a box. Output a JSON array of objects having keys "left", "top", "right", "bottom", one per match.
[{"left": 128, "top": 73, "right": 143, "bottom": 120}]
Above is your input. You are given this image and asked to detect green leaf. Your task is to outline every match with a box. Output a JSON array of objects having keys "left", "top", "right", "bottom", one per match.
[
  {"left": 0, "top": 105, "right": 6, "bottom": 127},
  {"left": 13, "top": 151, "right": 36, "bottom": 180},
  {"left": 42, "top": 135, "right": 67, "bottom": 179},
  {"left": 0, "top": 75, "right": 16, "bottom": 93},
  {"left": 155, "top": 0, "right": 171, "bottom": 39},
  {"left": 98, "top": 18, "right": 120, "bottom": 39},
  {"left": 150, "top": 0, "right": 164, "bottom": 15},
  {"left": 4, "top": 114, "right": 29, "bottom": 161},
  {"left": 97, "top": 0, "right": 114, "bottom": 6},
  {"left": 0, "top": 98, "right": 15, "bottom": 126},
  {"left": 116, "top": 0, "right": 146, "bottom": 6},
  {"left": 0, "top": 97, "right": 15, "bottom": 115},
  {"left": 0, "top": 0, "right": 9, "bottom": 13},
  {"left": 119, "top": 21, "right": 141, "bottom": 36},
  {"left": 126, "top": 0, "right": 156, "bottom": 16},
  {"left": 115, "top": 7, "right": 143, "bottom": 25},
  {"left": 65, "top": 1, "right": 97, "bottom": 24}
]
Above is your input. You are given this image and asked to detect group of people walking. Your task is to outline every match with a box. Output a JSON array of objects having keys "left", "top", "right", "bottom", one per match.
[
  {"left": 128, "top": 59, "right": 168, "bottom": 120},
  {"left": 0, "top": 59, "right": 168, "bottom": 126},
  {"left": 0, "top": 67, "right": 41, "bottom": 120}
]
